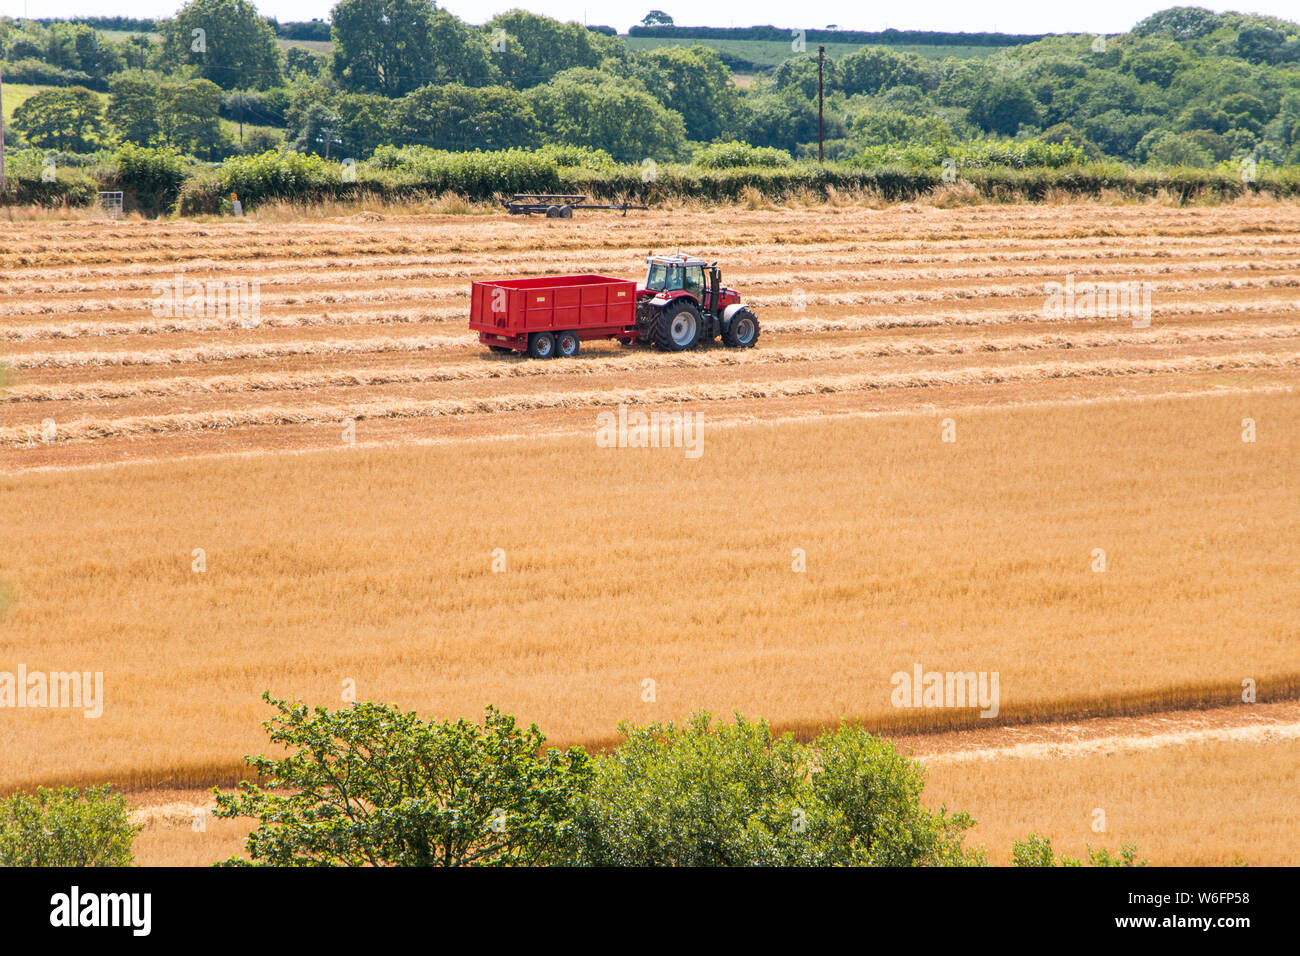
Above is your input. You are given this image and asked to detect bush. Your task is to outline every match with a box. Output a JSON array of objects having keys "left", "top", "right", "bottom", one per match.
[
  {"left": 1012, "top": 832, "right": 1148, "bottom": 867},
  {"left": 0, "top": 58, "right": 96, "bottom": 88},
  {"left": 0, "top": 786, "right": 139, "bottom": 866},
  {"left": 573, "top": 712, "right": 983, "bottom": 866},
  {"left": 850, "top": 137, "right": 1088, "bottom": 171},
  {"left": 537, "top": 143, "right": 619, "bottom": 170},
  {"left": 694, "top": 140, "right": 795, "bottom": 169},
  {"left": 216, "top": 149, "right": 333, "bottom": 204},
  {"left": 114, "top": 143, "right": 188, "bottom": 214},
  {"left": 213, "top": 694, "right": 590, "bottom": 866}
]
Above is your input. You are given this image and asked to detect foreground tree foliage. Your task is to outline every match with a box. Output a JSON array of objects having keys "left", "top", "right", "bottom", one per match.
[
  {"left": 0, "top": 786, "right": 139, "bottom": 866},
  {"left": 213, "top": 694, "right": 589, "bottom": 866},
  {"left": 574, "top": 713, "right": 984, "bottom": 866},
  {"left": 219, "top": 698, "right": 991, "bottom": 866}
]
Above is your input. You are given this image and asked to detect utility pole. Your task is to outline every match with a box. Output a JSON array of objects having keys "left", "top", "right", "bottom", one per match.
[
  {"left": 1, "top": 65, "right": 6, "bottom": 196},
  {"left": 817, "top": 46, "right": 825, "bottom": 163}
]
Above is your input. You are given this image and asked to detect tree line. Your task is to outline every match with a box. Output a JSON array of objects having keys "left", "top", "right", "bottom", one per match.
[{"left": 3, "top": 3, "right": 1300, "bottom": 170}]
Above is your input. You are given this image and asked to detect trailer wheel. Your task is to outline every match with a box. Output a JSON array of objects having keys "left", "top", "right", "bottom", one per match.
[
  {"left": 652, "top": 300, "right": 702, "bottom": 351},
  {"left": 488, "top": 345, "right": 513, "bottom": 354},
  {"left": 556, "top": 330, "right": 581, "bottom": 358},
  {"left": 559, "top": 205, "right": 573, "bottom": 218},
  {"left": 527, "top": 331, "right": 556, "bottom": 358},
  {"left": 722, "top": 308, "right": 760, "bottom": 349},
  {"left": 545, "top": 205, "right": 562, "bottom": 218}
]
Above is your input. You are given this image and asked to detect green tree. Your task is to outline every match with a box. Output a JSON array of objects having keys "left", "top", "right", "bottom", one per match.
[
  {"left": 286, "top": 46, "right": 326, "bottom": 77},
  {"left": 1120, "top": 39, "right": 1191, "bottom": 86},
  {"left": 291, "top": 101, "right": 344, "bottom": 156},
  {"left": 740, "top": 89, "right": 844, "bottom": 153},
  {"left": 45, "top": 23, "right": 123, "bottom": 84},
  {"left": 109, "top": 70, "right": 164, "bottom": 145},
  {"left": 968, "top": 78, "right": 1041, "bottom": 135},
  {"left": 214, "top": 695, "right": 590, "bottom": 866},
  {"left": 484, "top": 11, "right": 605, "bottom": 89},
  {"left": 526, "top": 68, "right": 686, "bottom": 161},
  {"left": 332, "top": 0, "right": 490, "bottom": 96},
  {"left": 773, "top": 54, "right": 837, "bottom": 100},
  {"left": 574, "top": 713, "right": 982, "bottom": 866},
  {"left": 397, "top": 83, "right": 539, "bottom": 150},
  {"left": 839, "top": 45, "right": 933, "bottom": 96},
  {"left": 161, "top": 78, "right": 227, "bottom": 156},
  {"left": 645, "top": 45, "right": 741, "bottom": 142},
  {"left": 0, "top": 787, "right": 139, "bottom": 866},
  {"left": 1132, "top": 7, "right": 1224, "bottom": 41},
  {"left": 334, "top": 92, "right": 398, "bottom": 157},
  {"left": 12, "top": 87, "right": 104, "bottom": 152},
  {"left": 161, "top": 0, "right": 283, "bottom": 90}
]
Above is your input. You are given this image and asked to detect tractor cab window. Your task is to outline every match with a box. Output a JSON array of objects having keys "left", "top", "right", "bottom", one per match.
[
  {"left": 644, "top": 262, "right": 684, "bottom": 292},
  {"left": 683, "top": 265, "right": 705, "bottom": 297}
]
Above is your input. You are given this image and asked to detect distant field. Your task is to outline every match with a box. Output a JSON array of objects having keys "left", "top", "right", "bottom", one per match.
[
  {"left": 623, "top": 36, "right": 1011, "bottom": 68},
  {"left": 96, "top": 28, "right": 158, "bottom": 42},
  {"left": 275, "top": 38, "right": 331, "bottom": 53},
  {"left": 2, "top": 83, "right": 51, "bottom": 125},
  {"left": 93, "top": 28, "right": 326, "bottom": 53}
]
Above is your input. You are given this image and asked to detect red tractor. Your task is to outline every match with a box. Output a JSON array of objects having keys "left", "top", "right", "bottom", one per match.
[
  {"left": 468, "top": 253, "right": 759, "bottom": 357},
  {"left": 635, "top": 253, "right": 760, "bottom": 351}
]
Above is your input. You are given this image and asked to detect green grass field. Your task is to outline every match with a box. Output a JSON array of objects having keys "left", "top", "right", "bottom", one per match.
[
  {"left": 2, "top": 83, "right": 53, "bottom": 126},
  {"left": 623, "top": 36, "right": 1011, "bottom": 69}
]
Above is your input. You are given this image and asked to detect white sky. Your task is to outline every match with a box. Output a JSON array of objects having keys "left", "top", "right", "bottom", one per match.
[{"left": 1, "top": 0, "right": 1295, "bottom": 35}]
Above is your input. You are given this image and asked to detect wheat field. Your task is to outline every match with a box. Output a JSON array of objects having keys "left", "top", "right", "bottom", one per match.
[{"left": 1, "top": 198, "right": 1297, "bottom": 862}]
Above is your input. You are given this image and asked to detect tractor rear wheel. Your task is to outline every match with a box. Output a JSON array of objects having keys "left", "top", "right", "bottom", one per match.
[
  {"left": 556, "top": 330, "right": 581, "bottom": 357},
  {"left": 652, "top": 300, "right": 703, "bottom": 351},
  {"left": 527, "top": 331, "right": 556, "bottom": 358},
  {"left": 722, "top": 308, "right": 760, "bottom": 348}
]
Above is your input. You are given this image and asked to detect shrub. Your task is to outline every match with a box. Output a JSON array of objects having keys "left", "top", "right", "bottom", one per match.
[
  {"left": 0, "top": 786, "right": 139, "bottom": 866},
  {"left": 694, "top": 140, "right": 795, "bottom": 169},
  {"left": 573, "top": 712, "right": 983, "bottom": 866},
  {"left": 0, "top": 58, "right": 95, "bottom": 88},
  {"left": 114, "top": 143, "right": 188, "bottom": 214},
  {"left": 213, "top": 694, "right": 590, "bottom": 866},
  {"left": 216, "top": 149, "right": 332, "bottom": 204},
  {"left": 537, "top": 143, "right": 619, "bottom": 170},
  {"left": 1012, "top": 832, "right": 1148, "bottom": 867}
]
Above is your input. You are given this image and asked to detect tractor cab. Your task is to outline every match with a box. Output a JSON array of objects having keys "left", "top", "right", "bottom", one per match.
[
  {"left": 638, "top": 253, "right": 737, "bottom": 316},
  {"left": 641, "top": 254, "right": 708, "bottom": 299}
]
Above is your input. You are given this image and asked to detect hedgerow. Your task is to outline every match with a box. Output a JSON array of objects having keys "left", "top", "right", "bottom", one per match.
[{"left": 8, "top": 146, "right": 1300, "bottom": 214}]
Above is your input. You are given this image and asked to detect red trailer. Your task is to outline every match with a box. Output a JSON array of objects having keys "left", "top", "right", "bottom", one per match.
[{"left": 469, "top": 273, "right": 637, "bottom": 358}]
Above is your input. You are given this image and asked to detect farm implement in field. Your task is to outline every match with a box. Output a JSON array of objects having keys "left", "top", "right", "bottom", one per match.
[
  {"left": 500, "top": 194, "right": 650, "bottom": 217},
  {"left": 469, "top": 253, "right": 760, "bottom": 358}
]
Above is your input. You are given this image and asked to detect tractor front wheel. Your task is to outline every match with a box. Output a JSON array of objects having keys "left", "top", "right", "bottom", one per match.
[
  {"left": 652, "top": 300, "right": 702, "bottom": 351},
  {"left": 527, "top": 331, "right": 556, "bottom": 358},
  {"left": 722, "top": 308, "right": 760, "bottom": 349}
]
